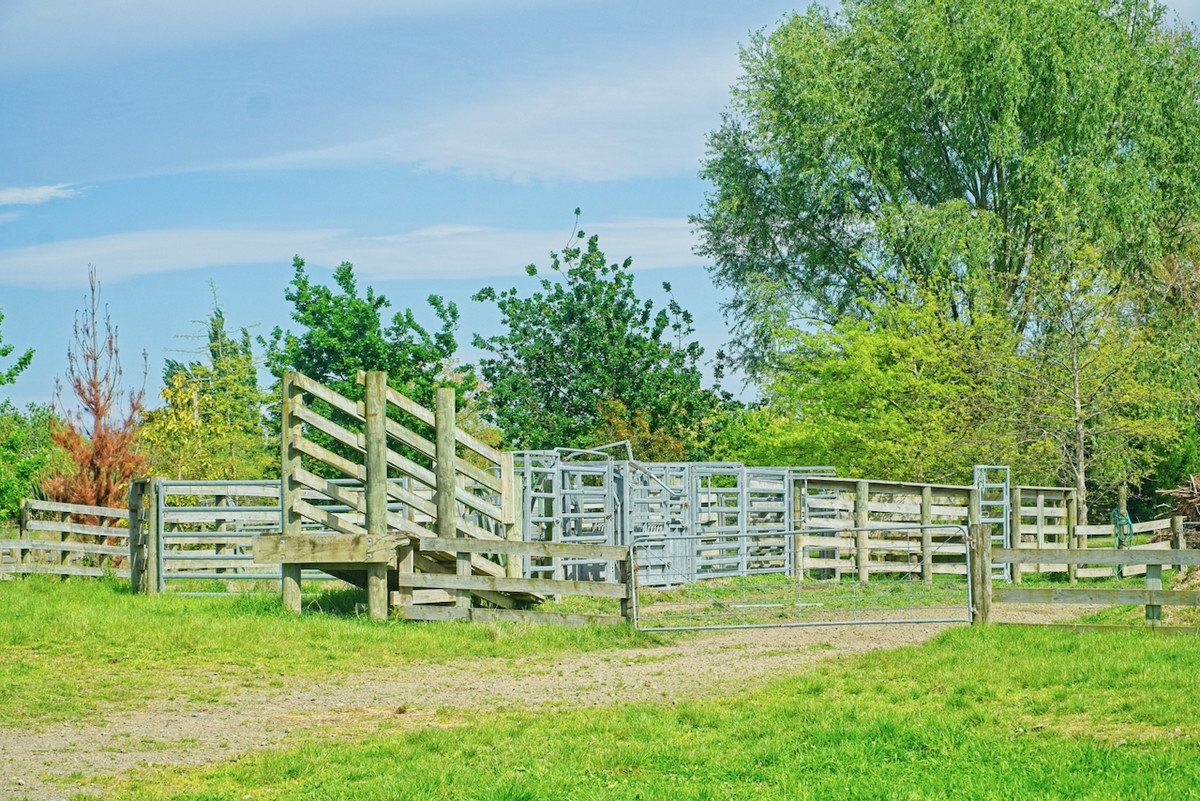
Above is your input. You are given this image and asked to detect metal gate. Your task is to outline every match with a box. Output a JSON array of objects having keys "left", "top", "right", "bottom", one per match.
[{"left": 630, "top": 525, "right": 973, "bottom": 631}]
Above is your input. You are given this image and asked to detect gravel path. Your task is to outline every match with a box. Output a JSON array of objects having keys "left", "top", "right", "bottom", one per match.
[{"left": 1, "top": 605, "right": 1089, "bottom": 800}]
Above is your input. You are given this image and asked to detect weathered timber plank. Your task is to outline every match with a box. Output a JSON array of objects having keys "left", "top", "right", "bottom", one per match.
[
  {"left": 417, "top": 536, "right": 629, "bottom": 561},
  {"left": 292, "top": 436, "right": 365, "bottom": 481},
  {"left": 383, "top": 416, "right": 436, "bottom": 460},
  {"left": 1132, "top": 519, "right": 1174, "bottom": 534},
  {"left": 8, "top": 539, "right": 127, "bottom": 556},
  {"left": 993, "top": 587, "right": 1200, "bottom": 606},
  {"left": 399, "top": 571, "right": 628, "bottom": 599},
  {"left": 292, "top": 373, "right": 364, "bottom": 421},
  {"left": 293, "top": 467, "right": 365, "bottom": 513},
  {"left": 24, "top": 519, "right": 131, "bottom": 539},
  {"left": 293, "top": 404, "right": 365, "bottom": 453},
  {"left": 385, "top": 509, "right": 432, "bottom": 541},
  {"left": 254, "top": 533, "right": 372, "bottom": 563},
  {"left": 393, "top": 604, "right": 624, "bottom": 627},
  {"left": 411, "top": 552, "right": 517, "bottom": 607},
  {"left": 383, "top": 384, "right": 436, "bottom": 427},
  {"left": 383, "top": 383, "right": 504, "bottom": 467},
  {"left": 412, "top": 547, "right": 507, "bottom": 580},
  {"left": 293, "top": 499, "right": 367, "bottom": 538},
  {"left": 993, "top": 548, "right": 1200, "bottom": 566},
  {"left": 384, "top": 446, "right": 439, "bottom": 490},
  {"left": 384, "top": 479, "right": 437, "bottom": 518},
  {"left": 2, "top": 564, "right": 131, "bottom": 578},
  {"left": 21, "top": 499, "right": 127, "bottom": 519}
]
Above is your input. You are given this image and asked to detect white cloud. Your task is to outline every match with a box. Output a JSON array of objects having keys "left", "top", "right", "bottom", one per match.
[
  {"left": 0, "top": 219, "right": 703, "bottom": 289},
  {"left": 0, "top": 184, "right": 79, "bottom": 206},
  {"left": 240, "top": 45, "right": 738, "bottom": 182},
  {"left": 0, "top": 0, "right": 580, "bottom": 74},
  {"left": 0, "top": 212, "right": 20, "bottom": 225}
]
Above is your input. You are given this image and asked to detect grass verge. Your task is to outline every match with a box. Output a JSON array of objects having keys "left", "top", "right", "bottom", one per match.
[
  {"left": 0, "top": 577, "right": 660, "bottom": 728},
  {"left": 104, "top": 624, "right": 1200, "bottom": 800}
]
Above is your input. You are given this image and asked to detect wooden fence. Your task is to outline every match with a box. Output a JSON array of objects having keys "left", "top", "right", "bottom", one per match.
[
  {"left": 1, "top": 499, "right": 130, "bottom": 579},
  {"left": 253, "top": 371, "right": 624, "bottom": 623},
  {"left": 968, "top": 522, "right": 1199, "bottom": 626},
  {"left": 801, "top": 478, "right": 1076, "bottom": 581}
]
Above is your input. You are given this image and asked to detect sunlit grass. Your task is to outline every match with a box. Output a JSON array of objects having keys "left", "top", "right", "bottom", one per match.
[
  {"left": 109, "top": 625, "right": 1200, "bottom": 800},
  {"left": 0, "top": 577, "right": 662, "bottom": 728}
]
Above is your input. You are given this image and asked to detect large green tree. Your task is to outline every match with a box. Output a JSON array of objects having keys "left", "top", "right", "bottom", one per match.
[
  {"left": 263, "top": 257, "right": 465, "bottom": 408},
  {"left": 695, "top": 0, "right": 1200, "bottom": 376},
  {"left": 473, "top": 222, "right": 725, "bottom": 458}
]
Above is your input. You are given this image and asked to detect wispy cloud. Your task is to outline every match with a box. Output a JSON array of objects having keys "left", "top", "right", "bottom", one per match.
[
  {"left": 0, "top": 0, "right": 580, "bottom": 74},
  {"left": 0, "top": 184, "right": 79, "bottom": 206},
  {"left": 0, "top": 212, "right": 20, "bottom": 225},
  {"left": 238, "top": 45, "right": 737, "bottom": 182},
  {"left": 0, "top": 219, "right": 703, "bottom": 289}
]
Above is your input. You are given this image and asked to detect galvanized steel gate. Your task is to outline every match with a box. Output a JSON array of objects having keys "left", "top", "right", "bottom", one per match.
[{"left": 630, "top": 525, "right": 974, "bottom": 631}]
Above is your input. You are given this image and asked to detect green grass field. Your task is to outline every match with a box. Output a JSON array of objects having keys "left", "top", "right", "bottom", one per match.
[
  {"left": 5, "top": 576, "right": 1200, "bottom": 800},
  {"left": 108, "top": 625, "right": 1200, "bottom": 800},
  {"left": 0, "top": 578, "right": 658, "bottom": 728}
]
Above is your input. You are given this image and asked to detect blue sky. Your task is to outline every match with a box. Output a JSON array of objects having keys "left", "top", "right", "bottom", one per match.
[{"left": 2, "top": 0, "right": 1199, "bottom": 410}]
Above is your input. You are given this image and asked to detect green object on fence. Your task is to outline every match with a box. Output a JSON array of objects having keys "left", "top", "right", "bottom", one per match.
[{"left": 1112, "top": 508, "right": 1134, "bottom": 578}]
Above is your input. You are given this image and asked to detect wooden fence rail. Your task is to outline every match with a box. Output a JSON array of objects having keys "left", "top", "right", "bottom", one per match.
[
  {"left": 393, "top": 537, "right": 633, "bottom": 626},
  {"left": 2, "top": 499, "right": 130, "bottom": 579},
  {"left": 972, "top": 522, "right": 1199, "bottom": 626}
]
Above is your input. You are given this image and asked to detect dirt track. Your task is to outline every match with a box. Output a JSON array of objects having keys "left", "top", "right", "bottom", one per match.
[{"left": 1, "top": 605, "right": 1089, "bottom": 801}]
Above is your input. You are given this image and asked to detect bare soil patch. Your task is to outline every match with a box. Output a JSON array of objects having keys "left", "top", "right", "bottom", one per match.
[{"left": 1, "top": 605, "right": 1085, "bottom": 800}]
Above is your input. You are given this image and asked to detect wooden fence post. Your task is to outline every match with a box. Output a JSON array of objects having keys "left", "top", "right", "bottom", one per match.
[
  {"left": 920, "top": 486, "right": 933, "bottom": 584},
  {"left": 128, "top": 480, "right": 144, "bottom": 593},
  {"left": 280, "top": 373, "right": 304, "bottom": 613},
  {"left": 854, "top": 480, "right": 869, "bottom": 583},
  {"left": 435, "top": 387, "right": 468, "bottom": 609},
  {"left": 17, "top": 498, "right": 30, "bottom": 567},
  {"left": 364, "top": 371, "right": 390, "bottom": 621},
  {"left": 969, "top": 523, "right": 992, "bottom": 625},
  {"left": 1010, "top": 487, "right": 1023, "bottom": 585},
  {"left": 1066, "top": 491, "right": 1078, "bottom": 585},
  {"left": 1146, "top": 562, "right": 1163, "bottom": 626},
  {"left": 1172, "top": 515, "right": 1185, "bottom": 576}
]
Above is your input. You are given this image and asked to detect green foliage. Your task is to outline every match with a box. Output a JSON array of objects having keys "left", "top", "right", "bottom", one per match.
[
  {"left": 262, "top": 257, "right": 471, "bottom": 475},
  {"left": 0, "top": 308, "right": 32, "bottom": 386},
  {"left": 140, "top": 302, "right": 275, "bottom": 480},
  {"left": 473, "top": 221, "right": 725, "bottom": 457},
  {"left": 263, "top": 257, "right": 465, "bottom": 410},
  {"left": 696, "top": 0, "right": 1200, "bottom": 374},
  {"left": 730, "top": 302, "right": 1036, "bottom": 483},
  {"left": 0, "top": 402, "right": 66, "bottom": 521}
]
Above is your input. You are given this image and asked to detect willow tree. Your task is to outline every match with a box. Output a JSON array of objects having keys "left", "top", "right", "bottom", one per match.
[{"left": 695, "top": 0, "right": 1200, "bottom": 376}]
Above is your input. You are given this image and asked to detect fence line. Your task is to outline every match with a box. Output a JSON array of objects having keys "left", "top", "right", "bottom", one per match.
[
  {"left": 2, "top": 499, "right": 130, "bottom": 579},
  {"left": 972, "top": 522, "right": 1198, "bottom": 626}
]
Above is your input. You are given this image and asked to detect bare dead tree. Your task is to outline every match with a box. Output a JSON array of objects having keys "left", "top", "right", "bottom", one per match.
[{"left": 44, "top": 265, "right": 146, "bottom": 528}]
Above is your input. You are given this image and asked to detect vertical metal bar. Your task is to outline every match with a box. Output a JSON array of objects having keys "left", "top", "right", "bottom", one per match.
[{"left": 1010, "top": 487, "right": 1023, "bottom": 585}]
